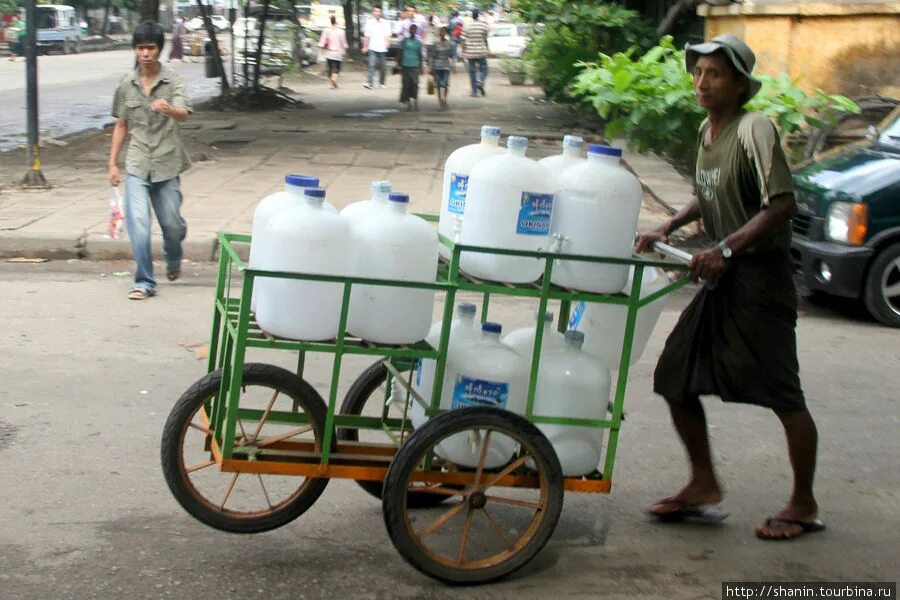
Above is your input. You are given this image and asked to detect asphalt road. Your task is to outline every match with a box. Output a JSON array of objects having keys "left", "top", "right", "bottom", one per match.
[
  {"left": 0, "top": 260, "right": 897, "bottom": 598},
  {"left": 0, "top": 50, "right": 221, "bottom": 152}
]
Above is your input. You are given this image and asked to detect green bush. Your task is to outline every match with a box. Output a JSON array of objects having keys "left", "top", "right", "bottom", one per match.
[
  {"left": 515, "top": 0, "right": 655, "bottom": 99},
  {"left": 570, "top": 37, "right": 859, "bottom": 173}
]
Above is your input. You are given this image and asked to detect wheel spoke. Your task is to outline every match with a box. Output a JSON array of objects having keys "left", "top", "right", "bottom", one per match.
[
  {"left": 456, "top": 506, "right": 475, "bottom": 565},
  {"left": 257, "top": 474, "right": 274, "bottom": 510},
  {"left": 235, "top": 418, "right": 249, "bottom": 446},
  {"left": 252, "top": 390, "right": 280, "bottom": 442},
  {"left": 219, "top": 472, "right": 240, "bottom": 510},
  {"left": 472, "top": 430, "right": 493, "bottom": 488},
  {"left": 480, "top": 454, "right": 532, "bottom": 491},
  {"left": 884, "top": 280, "right": 900, "bottom": 299},
  {"left": 188, "top": 421, "right": 213, "bottom": 436},
  {"left": 485, "top": 494, "right": 542, "bottom": 510},
  {"left": 419, "top": 501, "right": 466, "bottom": 538},
  {"left": 255, "top": 425, "right": 315, "bottom": 448},
  {"left": 185, "top": 459, "right": 216, "bottom": 474},
  {"left": 482, "top": 507, "right": 510, "bottom": 545},
  {"left": 409, "top": 484, "right": 465, "bottom": 497}
]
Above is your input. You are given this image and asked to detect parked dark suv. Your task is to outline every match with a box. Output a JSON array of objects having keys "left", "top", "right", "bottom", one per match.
[{"left": 791, "top": 106, "right": 900, "bottom": 327}]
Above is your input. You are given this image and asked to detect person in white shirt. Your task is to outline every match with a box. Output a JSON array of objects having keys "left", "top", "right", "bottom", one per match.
[{"left": 362, "top": 6, "right": 392, "bottom": 89}]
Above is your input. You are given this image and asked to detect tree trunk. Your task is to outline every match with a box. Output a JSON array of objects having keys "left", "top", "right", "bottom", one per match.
[
  {"left": 252, "top": 0, "right": 272, "bottom": 91},
  {"left": 196, "top": 0, "right": 229, "bottom": 91},
  {"left": 101, "top": 0, "right": 112, "bottom": 36},
  {"left": 139, "top": 0, "right": 159, "bottom": 23},
  {"left": 343, "top": 1, "right": 354, "bottom": 48}
]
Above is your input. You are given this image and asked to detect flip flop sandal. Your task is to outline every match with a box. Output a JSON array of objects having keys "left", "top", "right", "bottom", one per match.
[
  {"left": 128, "top": 289, "right": 150, "bottom": 300},
  {"left": 756, "top": 517, "right": 826, "bottom": 541},
  {"left": 166, "top": 269, "right": 180, "bottom": 282},
  {"left": 649, "top": 498, "right": 729, "bottom": 523}
]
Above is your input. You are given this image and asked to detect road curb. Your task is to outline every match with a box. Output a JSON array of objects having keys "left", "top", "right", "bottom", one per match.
[{"left": 0, "top": 233, "right": 221, "bottom": 263}]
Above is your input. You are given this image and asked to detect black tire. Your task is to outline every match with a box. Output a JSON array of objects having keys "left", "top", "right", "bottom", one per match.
[
  {"left": 62, "top": 39, "right": 71, "bottom": 54},
  {"left": 338, "top": 359, "right": 451, "bottom": 508},
  {"left": 382, "top": 407, "right": 564, "bottom": 585},
  {"left": 161, "top": 363, "right": 332, "bottom": 533},
  {"left": 864, "top": 243, "right": 900, "bottom": 327}
]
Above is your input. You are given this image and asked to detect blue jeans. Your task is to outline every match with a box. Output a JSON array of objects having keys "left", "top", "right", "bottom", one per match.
[
  {"left": 467, "top": 58, "right": 487, "bottom": 94},
  {"left": 367, "top": 51, "right": 387, "bottom": 86},
  {"left": 125, "top": 174, "right": 187, "bottom": 294}
]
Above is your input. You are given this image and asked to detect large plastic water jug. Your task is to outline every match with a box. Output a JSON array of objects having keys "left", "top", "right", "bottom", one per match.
[
  {"left": 348, "top": 193, "right": 439, "bottom": 344},
  {"left": 249, "top": 174, "right": 323, "bottom": 312},
  {"left": 459, "top": 136, "right": 556, "bottom": 283},
  {"left": 568, "top": 266, "right": 668, "bottom": 369},
  {"left": 410, "top": 302, "right": 480, "bottom": 429},
  {"left": 339, "top": 180, "right": 391, "bottom": 224},
  {"left": 255, "top": 188, "right": 355, "bottom": 341},
  {"left": 438, "top": 126, "right": 504, "bottom": 259},
  {"left": 537, "top": 135, "right": 585, "bottom": 174},
  {"left": 503, "top": 310, "right": 566, "bottom": 365},
  {"left": 435, "top": 322, "right": 528, "bottom": 468},
  {"left": 550, "top": 144, "right": 642, "bottom": 293},
  {"left": 531, "top": 330, "right": 610, "bottom": 476}
]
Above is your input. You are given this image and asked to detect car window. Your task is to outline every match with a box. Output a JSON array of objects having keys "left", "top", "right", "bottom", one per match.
[{"left": 877, "top": 113, "right": 900, "bottom": 150}]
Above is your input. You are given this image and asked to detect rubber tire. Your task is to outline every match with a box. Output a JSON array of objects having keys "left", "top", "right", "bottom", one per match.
[
  {"left": 161, "top": 363, "right": 332, "bottom": 534},
  {"left": 864, "top": 243, "right": 900, "bottom": 327},
  {"left": 338, "top": 359, "right": 451, "bottom": 508},
  {"left": 382, "top": 407, "right": 564, "bottom": 585},
  {"left": 63, "top": 39, "right": 70, "bottom": 54}
]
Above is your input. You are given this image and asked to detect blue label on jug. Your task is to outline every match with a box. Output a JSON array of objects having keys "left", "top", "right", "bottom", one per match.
[
  {"left": 568, "top": 300, "right": 586, "bottom": 330},
  {"left": 451, "top": 376, "right": 509, "bottom": 410},
  {"left": 447, "top": 173, "right": 468, "bottom": 215},
  {"left": 516, "top": 192, "right": 554, "bottom": 235},
  {"left": 415, "top": 359, "right": 422, "bottom": 387}
]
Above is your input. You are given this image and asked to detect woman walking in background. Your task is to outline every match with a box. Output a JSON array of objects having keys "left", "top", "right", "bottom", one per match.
[
  {"left": 168, "top": 17, "right": 185, "bottom": 62},
  {"left": 399, "top": 24, "right": 423, "bottom": 111},
  {"left": 319, "top": 16, "right": 349, "bottom": 89}
]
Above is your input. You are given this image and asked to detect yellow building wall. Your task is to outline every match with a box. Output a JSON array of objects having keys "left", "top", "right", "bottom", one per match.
[{"left": 703, "top": 8, "right": 900, "bottom": 96}]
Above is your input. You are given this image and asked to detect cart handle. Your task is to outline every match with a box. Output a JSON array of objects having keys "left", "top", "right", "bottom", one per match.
[{"left": 652, "top": 241, "right": 693, "bottom": 264}]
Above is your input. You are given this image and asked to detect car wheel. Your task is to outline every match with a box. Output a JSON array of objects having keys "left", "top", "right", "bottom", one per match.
[{"left": 864, "top": 243, "right": 900, "bottom": 327}]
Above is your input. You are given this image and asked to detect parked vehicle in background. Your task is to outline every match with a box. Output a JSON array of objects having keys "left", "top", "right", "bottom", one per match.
[
  {"left": 791, "top": 105, "right": 900, "bottom": 327},
  {"left": 487, "top": 22, "right": 528, "bottom": 58},
  {"left": 34, "top": 5, "right": 81, "bottom": 54},
  {"left": 185, "top": 14, "right": 230, "bottom": 33}
]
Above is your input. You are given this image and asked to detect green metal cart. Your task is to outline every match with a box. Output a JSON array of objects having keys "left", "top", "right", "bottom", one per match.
[{"left": 160, "top": 220, "right": 691, "bottom": 585}]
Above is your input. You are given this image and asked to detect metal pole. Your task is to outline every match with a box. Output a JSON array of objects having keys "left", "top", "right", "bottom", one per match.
[{"left": 22, "top": 0, "right": 48, "bottom": 188}]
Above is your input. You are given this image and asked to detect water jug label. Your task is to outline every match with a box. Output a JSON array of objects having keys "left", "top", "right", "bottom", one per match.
[
  {"left": 516, "top": 192, "right": 554, "bottom": 235},
  {"left": 448, "top": 173, "right": 468, "bottom": 215},
  {"left": 415, "top": 359, "right": 422, "bottom": 387},
  {"left": 451, "top": 376, "right": 509, "bottom": 410},
  {"left": 568, "top": 300, "right": 586, "bottom": 330}
]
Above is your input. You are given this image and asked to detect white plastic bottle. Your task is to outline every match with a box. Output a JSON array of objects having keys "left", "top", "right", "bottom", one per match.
[
  {"left": 411, "top": 302, "right": 480, "bottom": 429},
  {"left": 249, "top": 174, "right": 322, "bottom": 312},
  {"left": 438, "top": 126, "right": 504, "bottom": 258},
  {"left": 503, "top": 310, "right": 566, "bottom": 365},
  {"left": 532, "top": 330, "right": 610, "bottom": 476},
  {"left": 436, "top": 322, "right": 528, "bottom": 468},
  {"left": 568, "top": 266, "right": 668, "bottom": 369},
  {"left": 348, "top": 193, "right": 439, "bottom": 344},
  {"left": 459, "top": 136, "right": 557, "bottom": 283},
  {"left": 255, "top": 187, "right": 355, "bottom": 341},
  {"left": 550, "top": 144, "right": 642, "bottom": 293},
  {"left": 339, "top": 180, "right": 391, "bottom": 224},
  {"left": 538, "top": 135, "right": 585, "bottom": 174}
]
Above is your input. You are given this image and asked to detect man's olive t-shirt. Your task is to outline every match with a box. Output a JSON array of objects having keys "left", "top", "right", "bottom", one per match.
[
  {"left": 695, "top": 111, "right": 794, "bottom": 253},
  {"left": 112, "top": 65, "right": 192, "bottom": 183}
]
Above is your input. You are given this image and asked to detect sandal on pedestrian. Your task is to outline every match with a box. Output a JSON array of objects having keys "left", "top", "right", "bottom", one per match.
[
  {"left": 648, "top": 497, "right": 728, "bottom": 523},
  {"left": 167, "top": 268, "right": 181, "bottom": 282},
  {"left": 128, "top": 289, "right": 151, "bottom": 300},
  {"left": 755, "top": 517, "right": 825, "bottom": 541}
]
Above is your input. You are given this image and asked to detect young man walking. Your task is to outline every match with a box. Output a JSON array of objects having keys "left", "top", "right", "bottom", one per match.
[
  {"left": 362, "top": 6, "right": 391, "bottom": 89},
  {"left": 461, "top": 8, "right": 489, "bottom": 97},
  {"left": 108, "top": 21, "right": 192, "bottom": 300}
]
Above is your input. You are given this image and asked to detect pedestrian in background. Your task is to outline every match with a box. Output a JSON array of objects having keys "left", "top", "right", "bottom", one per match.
[
  {"left": 461, "top": 8, "right": 489, "bottom": 97},
  {"left": 168, "top": 17, "right": 185, "bottom": 62},
  {"left": 319, "top": 16, "right": 349, "bottom": 89},
  {"left": 362, "top": 6, "right": 391, "bottom": 89},
  {"left": 399, "top": 23, "right": 423, "bottom": 111},
  {"left": 429, "top": 27, "right": 453, "bottom": 110},
  {"left": 108, "top": 21, "right": 192, "bottom": 300},
  {"left": 7, "top": 15, "right": 25, "bottom": 62}
]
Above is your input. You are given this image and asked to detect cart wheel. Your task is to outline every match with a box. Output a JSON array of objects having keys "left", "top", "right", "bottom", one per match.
[
  {"left": 339, "top": 359, "right": 453, "bottom": 508},
  {"left": 382, "top": 407, "right": 564, "bottom": 585},
  {"left": 161, "top": 363, "right": 332, "bottom": 534}
]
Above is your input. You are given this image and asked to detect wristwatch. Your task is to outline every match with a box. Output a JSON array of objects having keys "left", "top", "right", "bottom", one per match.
[{"left": 717, "top": 240, "right": 733, "bottom": 259}]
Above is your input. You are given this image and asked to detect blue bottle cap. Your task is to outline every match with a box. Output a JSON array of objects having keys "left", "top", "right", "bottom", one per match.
[
  {"left": 481, "top": 126, "right": 501, "bottom": 138},
  {"left": 564, "top": 329, "right": 585, "bottom": 344},
  {"left": 587, "top": 144, "right": 622, "bottom": 157},
  {"left": 389, "top": 193, "right": 409, "bottom": 203},
  {"left": 304, "top": 187, "right": 326, "bottom": 199},
  {"left": 563, "top": 135, "right": 584, "bottom": 148},
  {"left": 285, "top": 174, "right": 320, "bottom": 187},
  {"left": 457, "top": 303, "right": 477, "bottom": 317},
  {"left": 482, "top": 322, "right": 502, "bottom": 334},
  {"left": 507, "top": 136, "right": 528, "bottom": 150}
]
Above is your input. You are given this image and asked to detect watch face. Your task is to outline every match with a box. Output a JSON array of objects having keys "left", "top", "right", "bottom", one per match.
[{"left": 720, "top": 244, "right": 732, "bottom": 258}]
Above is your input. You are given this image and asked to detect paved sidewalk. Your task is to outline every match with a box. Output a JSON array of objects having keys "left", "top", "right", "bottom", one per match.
[{"left": 0, "top": 61, "right": 695, "bottom": 261}]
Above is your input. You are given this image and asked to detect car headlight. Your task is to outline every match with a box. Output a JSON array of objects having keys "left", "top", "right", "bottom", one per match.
[{"left": 825, "top": 201, "right": 868, "bottom": 245}]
